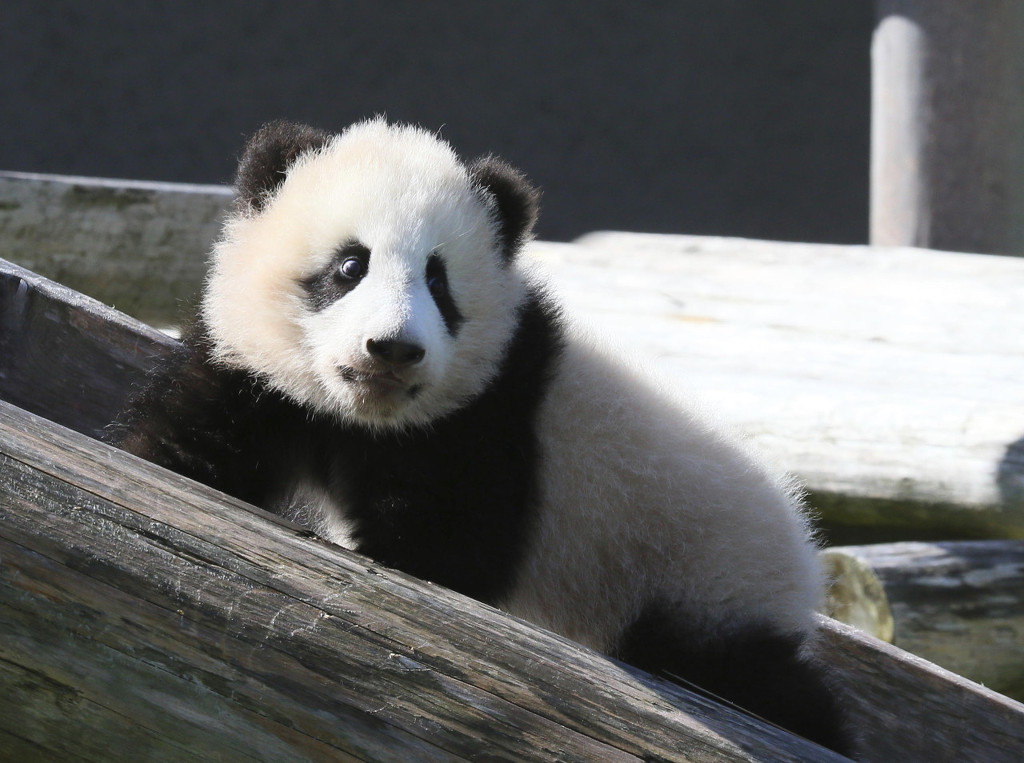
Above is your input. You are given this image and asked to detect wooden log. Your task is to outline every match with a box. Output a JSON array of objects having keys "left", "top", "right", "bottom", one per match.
[
  {"left": 5, "top": 397, "right": 1024, "bottom": 760},
  {"left": 3, "top": 171, "right": 1024, "bottom": 536},
  {"left": 819, "top": 619, "right": 1024, "bottom": 761},
  {"left": 543, "top": 232, "right": 1024, "bottom": 541},
  {"left": 821, "top": 550, "right": 895, "bottom": 643},
  {"left": 829, "top": 541, "right": 1024, "bottom": 701},
  {"left": 0, "top": 398, "right": 846, "bottom": 762},
  {"left": 0, "top": 258, "right": 175, "bottom": 439},
  {"left": 2, "top": 256, "right": 1024, "bottom": 757},
  {"left": 871, "top": 1, "right": 1024, "bottom": 255},
  {"left": 0, "top": 171, "right": 229, "bottom": 325}
]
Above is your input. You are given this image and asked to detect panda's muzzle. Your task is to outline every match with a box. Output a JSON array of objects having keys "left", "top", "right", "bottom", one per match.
[{"left": 335, "top": 338, "right": 425, "bottom": 397}]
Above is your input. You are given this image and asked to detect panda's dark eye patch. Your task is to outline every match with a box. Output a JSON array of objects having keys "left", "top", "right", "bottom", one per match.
[
  {"left": 426, "top": 253, "right": 464, "bottom": 335},
  {"left": 302, "top": 241, "right": 371, "bottom": 311}
]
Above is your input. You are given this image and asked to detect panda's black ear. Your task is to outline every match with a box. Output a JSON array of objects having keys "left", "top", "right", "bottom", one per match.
[
  {"left": 469, "top": 156, "right": 540, "bottom": 261},
  {"left": 235, "top": 121, "right": 332, "bottom": 212}
]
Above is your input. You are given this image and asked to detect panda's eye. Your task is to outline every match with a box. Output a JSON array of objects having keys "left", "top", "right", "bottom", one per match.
[
  {"left": 427, "top": 272, "right": 447, "bottom": 298},
  {"left": 425, "top": 252, "right": 463, "bottom": 334},
  {"left": 302, "top": 243, "right": 369, "bottom": 310},
  {"left": 338, "top": 257, "right": 365, "bottom": 280},
  {"left": 426, "top": 251, "right": 450, "bottom": 298}
]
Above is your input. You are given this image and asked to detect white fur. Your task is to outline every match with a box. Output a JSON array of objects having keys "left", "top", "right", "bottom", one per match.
[
  {"left": 203, "top": 119, "right": 527, "bottom": 429},
  {"left": 203, "top": 119, "right": 824, "bottom": 654},
  {"left": 500, "top": 320, "right": 822, "bottom": 651}
]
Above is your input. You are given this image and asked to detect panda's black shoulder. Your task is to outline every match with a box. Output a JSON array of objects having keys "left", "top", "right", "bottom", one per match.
[{"left": 106, "top": 318, "right": 308, "bottom": 505}]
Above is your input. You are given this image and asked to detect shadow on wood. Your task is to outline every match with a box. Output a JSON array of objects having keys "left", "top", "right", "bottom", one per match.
[{"left": 0, "top": 257, "right": 175, "bottom": 439}]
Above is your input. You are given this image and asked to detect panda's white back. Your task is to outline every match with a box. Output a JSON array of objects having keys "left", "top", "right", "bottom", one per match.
[{"left": 502, "top": 319, "right": 822, "bottom": 652}]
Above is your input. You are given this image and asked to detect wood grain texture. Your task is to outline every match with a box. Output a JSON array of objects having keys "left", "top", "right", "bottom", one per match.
[
  {"left": 0, "top": 258, "right": 176, "bottom": 439},
  {"left": 1, "top": 255, "right": 1024, "bottom": 758},
  {"left": 831, "top": 540, "right": 1024, "bottom": 700},
  {"left": 3, "top": 398, "right": 1024, "bottom": 760},
  {"left": 822, "top": 619, "right": 1024, "bottom": 761},
  {"left": 0, "top": 399, "right": 841, "bottom": 762},
  {"left": 533, "top": 233, "right": 1024, "bottom": 540},
  {"left": 0, "top": 171, "right": 229, "bottom": 325}
]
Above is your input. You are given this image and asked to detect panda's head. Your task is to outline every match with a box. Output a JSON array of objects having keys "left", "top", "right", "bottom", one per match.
[{"left": 202, "top": 119, "right": 540, "bottom": 430}]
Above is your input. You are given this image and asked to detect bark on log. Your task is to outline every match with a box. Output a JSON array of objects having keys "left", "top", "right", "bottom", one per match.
[{"left": 830, "top": 541, "right": 1024, "bottom": 700}]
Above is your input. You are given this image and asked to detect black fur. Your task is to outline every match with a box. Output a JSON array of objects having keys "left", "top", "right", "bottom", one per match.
[
  {"left": 105, "top": 322, "right": 303, "bottom": 508},
  {"left": 614, "top": 603, "right": 853, "bottom": 757},
  {"left": 107, "top": 291, "right": 563, "bottom": 604},
  {"left": 302, "top": 241, "right": 373, "bottom": 312},
  {"left": 469, "top": 156, "right": 540, "bottom": 261},
  {"left": 333, "top": 293, "right": 559, "bottom": 599},
  {"left": 426, "top": 253, "right": 464, "bottom": 334},
  {"left": 235, "top": 121, "right": 332, "bottom": 212}
]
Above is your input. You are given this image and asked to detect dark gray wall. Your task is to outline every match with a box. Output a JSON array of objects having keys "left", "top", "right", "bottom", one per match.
[{"left": 1, "top": 1, "right": 872, "bottom": 243}]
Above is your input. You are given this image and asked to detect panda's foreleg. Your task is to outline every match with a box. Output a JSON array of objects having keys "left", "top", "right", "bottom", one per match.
[
  {"left": 613, "top": 603, "right": 853, "bottom": 757},
  {"left": 106, "top": 323, "right": 291, "bottom": 509}
]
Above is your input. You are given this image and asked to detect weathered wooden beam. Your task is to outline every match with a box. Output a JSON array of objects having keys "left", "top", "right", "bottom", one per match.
[
  {"left": 830, "top": 541, "right": 1024, "bottom": 701},
  {"left": 819, "top": 619, "right": 1024, "bottom": 760},
  {"left": 546, "top": 233, "right": 1024, "bottom": 541},
  {"left": 0, "top": 258, "right": 175, "bottom": 439},
  {"left": 0, "top": 398, "right": 845, "bottom": 762},
  {"left": 3, "top": 256, "right": 1024, "bottom": 758},
  {"left": 3, "top": 171, "right": 1023, "bottom": 537},
  {"left": 871, "top": 1, "right": 1024, "bottom": 254},
  {"left": 5, "top": 396, "right": 1024, "bottom": 760},
  {"left": 0, "top": 171, "right": 229, "bottom": 325}
]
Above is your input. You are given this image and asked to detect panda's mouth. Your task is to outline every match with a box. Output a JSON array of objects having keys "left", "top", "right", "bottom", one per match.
[
  {"left": 337, "top": 365, "right": 421, "bottom": 398},
  {"left": 339, "top": 366, "right": 401, "bottom": 384}
]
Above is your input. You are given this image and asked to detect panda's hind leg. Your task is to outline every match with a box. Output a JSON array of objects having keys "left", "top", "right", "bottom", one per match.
[{"left": 613, "top": 603, "right": 853, "bottom": 757}]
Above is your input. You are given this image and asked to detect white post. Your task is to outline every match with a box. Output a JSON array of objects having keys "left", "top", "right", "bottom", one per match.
[{"left": 871, "top": 1, "right": 1024, "bottom": 255}]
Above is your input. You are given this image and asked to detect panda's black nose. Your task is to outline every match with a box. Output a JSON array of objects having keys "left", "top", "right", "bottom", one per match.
[{"left": 366, "top": 338, "right": 426, "bottom": 367}]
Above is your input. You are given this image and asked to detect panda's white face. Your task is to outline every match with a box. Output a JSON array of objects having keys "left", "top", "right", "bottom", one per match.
[{"left": 202, "top": 121, "right": 528, "bottom": 430}]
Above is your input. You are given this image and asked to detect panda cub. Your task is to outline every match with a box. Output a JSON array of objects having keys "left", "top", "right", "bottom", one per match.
[{"left": 109, "top": 119, "right": 850, "bottom": 754}]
